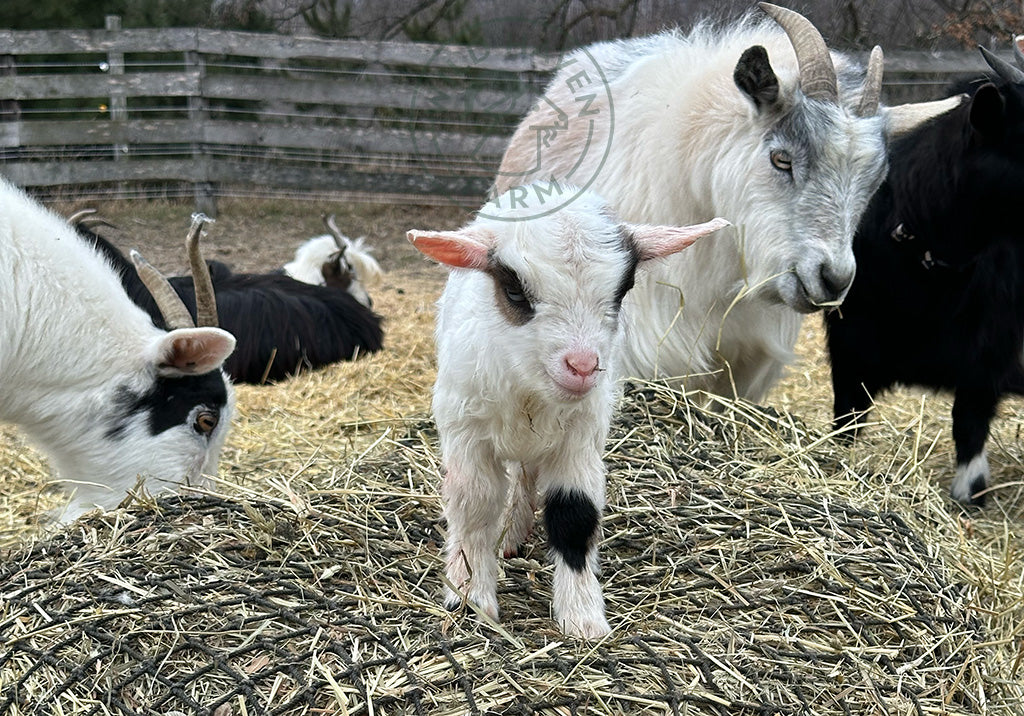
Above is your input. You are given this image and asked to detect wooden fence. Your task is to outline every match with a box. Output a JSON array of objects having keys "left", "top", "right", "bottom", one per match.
[{"left": 0, "top": 19, "right": 1004, "bottom": 210}]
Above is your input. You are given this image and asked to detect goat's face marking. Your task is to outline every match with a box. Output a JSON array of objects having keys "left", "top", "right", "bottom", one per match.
[{"left": 410, "top": 188, "right": 728, "bottom": 404}]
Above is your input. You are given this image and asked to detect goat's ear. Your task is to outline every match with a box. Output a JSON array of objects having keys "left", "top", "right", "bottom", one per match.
[
  {"left": 407, "top": 228, "right": 493, "bottom": 269},
  {"left": 734, "top": 46, "right": 780, "bottom": 111},
  {"left": 969, "top": 83, "right": 1006, "bottom": 141},
  {"left": 148, "top": 327, "right": 236, "bottom": 377},
  {"left": 627, "top": 217, "right": 731, "bottom": 261}
]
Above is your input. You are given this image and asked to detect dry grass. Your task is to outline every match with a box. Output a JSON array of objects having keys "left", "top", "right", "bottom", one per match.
[{"left": 1, "top": 198, "right": 1023, "bottom": 714}]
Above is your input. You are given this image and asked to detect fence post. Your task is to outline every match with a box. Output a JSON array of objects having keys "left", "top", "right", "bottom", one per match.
[
  {"left": 105, "top": 15, "right": 129, "bottom": 198},
  {"left": 0, "top": 54, "right": 19, "bottom": 124},
  {"left": 186, "top": 36, "right": 217, "bottom": 217}
]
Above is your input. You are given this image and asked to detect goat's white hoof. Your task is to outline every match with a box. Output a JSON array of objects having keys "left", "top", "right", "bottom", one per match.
[
  {"left": 443, "top": 586, "right": 499, "bottom": 622},
  {"left": 559, "top": 612, "right": 611, "bottom": 639},
  {"left": 951, "top": 453, "right": 990, "bottom": 506}
]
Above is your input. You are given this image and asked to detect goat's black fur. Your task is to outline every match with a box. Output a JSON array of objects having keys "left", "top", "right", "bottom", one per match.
[
  {"left": 825, "top": 79, "right": 1024, "bottom": 505},
  {"left": 80, "top": 225, "right": 384, "bottom": 384}
]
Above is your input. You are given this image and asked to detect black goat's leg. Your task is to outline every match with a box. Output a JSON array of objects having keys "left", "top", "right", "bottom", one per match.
[{"left": 950, "top": 388, "right": 1000, "bottom": 506}]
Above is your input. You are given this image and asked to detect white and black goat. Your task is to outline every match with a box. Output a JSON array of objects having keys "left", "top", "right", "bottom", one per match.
[
  {"left": 1, "top": 180, "right": 236, "bottom": 521},
  {"left": 410, "top": 186, "right": 728, "bottom": 638},
  {"left": 73, "top": 212, "right": 384, "bottom": 385},
  {"left": 283, "top": 214, "right": 383, "bottom": 308},
  {"left": 496, "top": 3, "right": 960, "bottom": 402}
]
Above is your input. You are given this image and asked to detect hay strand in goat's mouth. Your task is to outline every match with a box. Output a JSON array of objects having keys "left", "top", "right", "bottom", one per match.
[{"left": 1, "top": 382, "right": 1022, "bottom": 715}]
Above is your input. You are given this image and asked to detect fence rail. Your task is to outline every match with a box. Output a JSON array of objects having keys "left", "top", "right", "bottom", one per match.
[{"left": 0, "top": 21, "right": 1005, "bottom": 209}]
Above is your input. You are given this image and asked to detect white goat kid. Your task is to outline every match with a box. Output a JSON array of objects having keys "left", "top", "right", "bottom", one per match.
[
  {"left": 496, "top": 3, "right": 961, "bottom": 402},
  {"left": 410, "top": 188, "right": 728, "bottom": 638},
  {"left": 0, "top": 178, "right": 237, "bottom": 521},
  {"left": 283, "top": 214, "right": 383, "bottom": 307}
]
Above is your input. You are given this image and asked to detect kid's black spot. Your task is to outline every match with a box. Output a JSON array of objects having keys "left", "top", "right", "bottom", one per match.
[
  {"left": 544, "top": 488, "right": 600, "bottom": 572},
  {"left": 106, "top": 371, "right": 228, "bottom": 439}
]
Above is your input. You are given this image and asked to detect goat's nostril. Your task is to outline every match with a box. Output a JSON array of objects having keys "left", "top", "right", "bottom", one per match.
[
  {"left": 565, "top": 352, "right": 599, "bottom": 377},
  {"left": 819, "top": 264, "right": 849, "bottom": 300}
]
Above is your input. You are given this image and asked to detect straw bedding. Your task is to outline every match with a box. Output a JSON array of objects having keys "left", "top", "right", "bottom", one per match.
[
  {"left": 1, "top": 199, "right": 1023, "bottom": 714},
  {"left": 1, "top": 381, "right": 1021, "bottom": 715}
]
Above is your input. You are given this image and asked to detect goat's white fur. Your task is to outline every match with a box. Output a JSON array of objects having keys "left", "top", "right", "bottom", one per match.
[
  {"left": 410, "top": 187, "right": 727, "bottom": 638},
  {"left": 496, "top": 12, "right": 956, "bottom": 402},
  {"left": 284, "top": 233, "right": 383, "bottom": 307},
  {"left": 0, "top": 177, "right": 236, "bottom": 521}
]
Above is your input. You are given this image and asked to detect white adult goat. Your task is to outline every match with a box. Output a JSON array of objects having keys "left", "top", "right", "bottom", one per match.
[
  {"left": 409, "top": 186, "right": 728, "bottom": 638},
  {"left": 496, "top": 3, "right": 961, "bottom": 402},
  {"left": 0, "top": 179, "right": 236, "bottom": 521}
]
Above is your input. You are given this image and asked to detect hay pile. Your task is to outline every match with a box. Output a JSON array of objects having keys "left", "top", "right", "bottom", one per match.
[
  {"left": 2, "top": 199, "right": 1024, "bottom": 714},
  {"left": 1, "top": 382, "right": 1022, "bottom": 715}
]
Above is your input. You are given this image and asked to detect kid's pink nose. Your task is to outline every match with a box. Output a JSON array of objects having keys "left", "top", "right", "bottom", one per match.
[{"left": 564, "top": 351, "right": 599, "bottom": 378}]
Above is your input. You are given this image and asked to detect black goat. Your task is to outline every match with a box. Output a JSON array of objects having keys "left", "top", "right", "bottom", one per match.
[
  {"left": 825, "top": 44, "right": 1024, "bottom": 505},
  {"left": 75, "top": 214, "right": 384, "bottom": 385}
]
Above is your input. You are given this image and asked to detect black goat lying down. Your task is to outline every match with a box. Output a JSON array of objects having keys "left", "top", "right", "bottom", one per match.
[
  {"left": 825, "top": 44, "right": 1024, "bottom": 505},
  {"left": 75, "top": 214, "right": 384, "bottom": 384}
]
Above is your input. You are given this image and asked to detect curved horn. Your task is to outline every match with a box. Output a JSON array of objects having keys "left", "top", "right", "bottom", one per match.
[
  {"left": 186, "top": 213, "right": 219, "bottom": 328},
  {"left": 78, "top": 216, "right": 117, "bottom": 231},
  {"left": 759, "top": 2, "right": 837, "bottom": 103},
  {"left": 130, "top": 250, "right": 195, "bottom": 330},
  {"left": 856, "top": 46, "right": 884, "bottom": 117},
  {"left": 322, "top": 213, "right": 348, "bottom": 253},
  {"left": 67, "top": 208, "right": 97, "bottom": 225},
  {"left": 886, "top": 94, "right": 965, "bottom": 137},
  {"left": 979, "top": 46, "right": 1024, "bottom": 85}
]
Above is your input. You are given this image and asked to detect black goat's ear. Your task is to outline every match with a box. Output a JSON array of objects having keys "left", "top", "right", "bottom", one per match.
[
  {"left": 734, "top": 45, "right": 780, "bottom": 110},
  {"left": 969, "top": 83, "right": 1006, "bottom": 141}
]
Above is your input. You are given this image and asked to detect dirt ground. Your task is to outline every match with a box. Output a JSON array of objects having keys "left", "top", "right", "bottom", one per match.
[{"left": 63, "top": 196, "right": 472, "bottom": 281}]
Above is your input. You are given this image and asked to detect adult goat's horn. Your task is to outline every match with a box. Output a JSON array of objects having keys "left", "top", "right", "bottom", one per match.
[
  {"left": 760, "top": 3, "right": 838, "bottom": 103},
  {"left": 67, "top": 207, "right": 118, "bottom": 232},
  {"left": 886, "top": 95, "right": 965, "bottom": 136},
  {"left": 67, "top": 208, "right": 98, "bottom": 225},
  {"left": 856, "top": 46, "right": 884, "bottom": 117},
  {"left": 980, "top": 46, "right": 1024, "bottom": 85},
  {"left": 186, "top": 213, "right": 219, "bottom": 328},
  {"left": 131, "top": 250, "right": 195, "bottom": 330},
  {"left": 322, "top": 213, "right": 348, "bottom": 253},
  {"left": 79, "top": 216, "right": 117, "bottom": 231}
]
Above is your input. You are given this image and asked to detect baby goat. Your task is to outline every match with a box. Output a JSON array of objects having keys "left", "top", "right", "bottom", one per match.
[
  {"left": 409, "top": 187, "right": 728, "bottom": 638},
  {"left": 1, "top": 180, "right": 236, "bottom": 521}
]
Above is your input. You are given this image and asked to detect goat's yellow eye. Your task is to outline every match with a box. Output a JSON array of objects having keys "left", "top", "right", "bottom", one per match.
[
  {"left": 770, "top": 149, "right": 793, "bottom": 171},
  {"left": 194, "top": 409, "right": 218, "bottom": 436}
]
